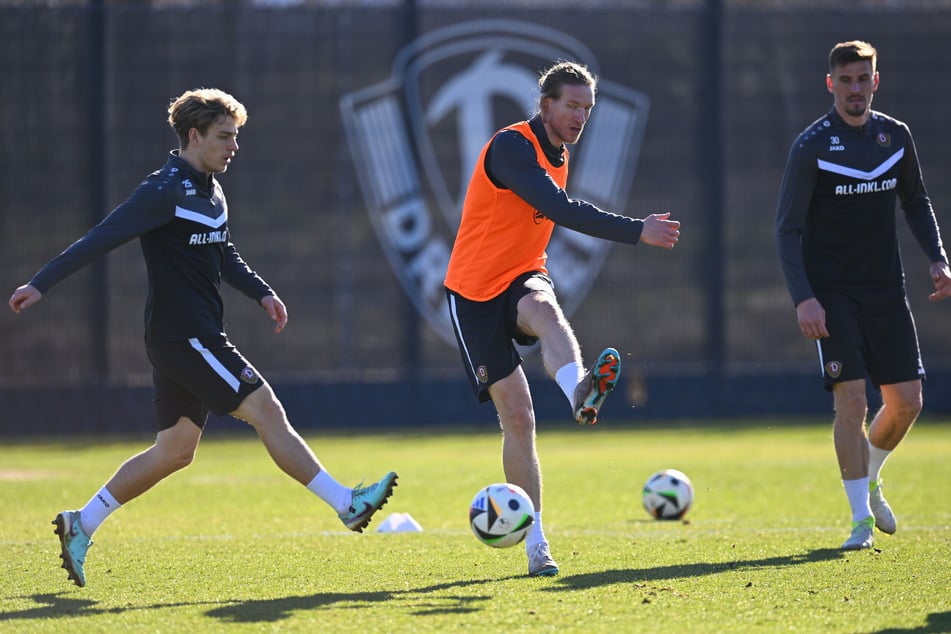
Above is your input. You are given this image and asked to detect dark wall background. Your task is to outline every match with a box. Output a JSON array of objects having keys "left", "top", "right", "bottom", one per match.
[{"left": 3, "top": 2, "right": 951, "bottom": 434}]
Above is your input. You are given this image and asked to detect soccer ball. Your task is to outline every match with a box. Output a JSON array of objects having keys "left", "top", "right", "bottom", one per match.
[
  {"left": 642, "top": 469, "right": 694, "bottom": 520},
  {"left": 469, "top": 483, "right": 535, "bottom": 548}
]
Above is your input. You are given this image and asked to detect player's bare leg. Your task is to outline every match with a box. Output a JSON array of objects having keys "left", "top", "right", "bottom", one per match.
[
  {"left": 869, "top": 381, "right": 922, "bottom": 450},
  {"left": 864, "top": 380, "right": 922, "bottom": 535},
  {"left": 233, "top": 382, "right": 397, "bottom": 532},
  {"left": 233, "top": 383, "right": 321, "bottom": 485},
  {"left": 516, "top": 291, "right": 580, "bottom": 382},
  {"left": 54, "top": 417, "right": 202, "bottom": 587},
  {"left": 490, "top": 368, "right": 558, "bottom": 576},
  {"left": 832, "top": 380, "right": 875, "bottom": 549},
  {"left": 832, "top": 379, "right": 870, "bottom": 483},
  {"left": 105, "top": 418, "right": 203, "bottom": 502},
  {"left": 515, "top": 291, "right": 619, "bottom": 425},
  {"left": 490, "top": 368, "right": 541, "bottom": 507}
]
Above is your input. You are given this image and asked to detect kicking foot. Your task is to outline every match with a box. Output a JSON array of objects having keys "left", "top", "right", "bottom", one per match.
[
  {"left": 338, "top": 471, "right": 399, "bottom": 532},
  {"left": 573, "top": 347, "right": 620, "bottom": 425}
]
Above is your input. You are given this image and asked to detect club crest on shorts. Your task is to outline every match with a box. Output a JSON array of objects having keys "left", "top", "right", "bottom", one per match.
[
  {"left": 340, "top": 19, "right": 649, "bottom": 345},
  {"left": 240, "top": 366, "right": 259, "bottom": 385},
  {"left": 476, "top": 365, "right": 489, "bottom": 384},
  {"left": 825, "top": 360, "right": 843, "bottom": 379}
]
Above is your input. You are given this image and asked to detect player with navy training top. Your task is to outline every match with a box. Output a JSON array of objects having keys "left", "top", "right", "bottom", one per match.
[
  {"left": 9, "top": 88, "right": 398, "bottom": 588},
  {"left": 776, "top": 41, "right": 951, "bottom": 551}
]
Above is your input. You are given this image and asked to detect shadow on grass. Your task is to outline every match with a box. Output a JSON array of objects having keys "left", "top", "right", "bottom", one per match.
[
  {"left": 546, "top": 547, "right": 846, "bottom": 591},
  {"left": 16, "top": 549, "right": 928, "bottom": 627},
  {"left": 0, "top": 551, "right": 846, "bottom": 625},
  {"left": 0, "top": 592, "right": 216, "bottom": 620},
  {"left": 203, "top": 577, "right": 511, "bottom": 623},
  {"left": 870, "top": 611, "right": 951, "bottom": 634},
  {"left": 0, "top": 577, "right": 522, "bottom": 624}
]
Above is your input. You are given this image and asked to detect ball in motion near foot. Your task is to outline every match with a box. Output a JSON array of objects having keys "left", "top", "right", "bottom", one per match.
[{"left": 469, "top": 483, "right": 535, "bottom": 548}]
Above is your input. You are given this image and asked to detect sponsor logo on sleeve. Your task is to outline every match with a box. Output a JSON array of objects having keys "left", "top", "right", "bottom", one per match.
[{"left": 240, "top": 366, "right": 260, "bottom": 385}]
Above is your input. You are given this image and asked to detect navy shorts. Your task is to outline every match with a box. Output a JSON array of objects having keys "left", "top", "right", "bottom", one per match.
[
  {"left": 445, "top": 271, "right": 556, "bottom": 403},
  {"left": 815, "top": 286, "right": 924, "bottom": 391},
  {"left": 146, "top": 334, "right": 265, "bottom": 430}
]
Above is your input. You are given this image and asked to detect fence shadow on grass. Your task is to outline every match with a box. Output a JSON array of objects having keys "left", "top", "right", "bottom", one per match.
[{"left": 544, "top": 547, "right": 845, "bottom": 592}]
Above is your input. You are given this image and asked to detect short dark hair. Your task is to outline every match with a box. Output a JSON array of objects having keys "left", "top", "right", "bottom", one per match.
[
  {"left": 538, "top": 60, "right": 598, "bottom": 104},
  {"left": 167, "top": 88, "right": 248, "bottom": 149},
  {"left": 829, "top": 40, "right": 877, "bottom": 74}
]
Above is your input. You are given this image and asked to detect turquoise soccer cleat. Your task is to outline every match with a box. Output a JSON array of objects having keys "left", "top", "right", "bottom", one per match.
[
  {"left": 53, "top": 510, "right": 93, "bottom": 587},
  {"left": 338, "top": 471, "right": 399, "bottom": 532}
]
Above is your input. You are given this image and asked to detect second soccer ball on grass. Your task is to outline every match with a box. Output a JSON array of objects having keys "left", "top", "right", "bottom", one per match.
[{"left": 642, "top": 468, "right": 695, "bottom": 520}]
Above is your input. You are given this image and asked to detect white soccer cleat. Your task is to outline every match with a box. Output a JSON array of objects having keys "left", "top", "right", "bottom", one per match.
[
  {"left": 840, "top": 516, "right": 875, "bottom": 551},
  {"left": 869, "top": 480, "right": 896, "bottom": 534},
  {"left": 527, "top": 542, "right": 559, "bottom": 577}
]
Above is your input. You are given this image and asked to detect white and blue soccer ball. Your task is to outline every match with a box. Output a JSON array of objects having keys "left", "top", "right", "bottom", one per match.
[
  {"left": 469, "top": 483, "right": 535, "bottom": 548},
  {"left": 642, "top": 469, "right": 694, "bottom": 520}
]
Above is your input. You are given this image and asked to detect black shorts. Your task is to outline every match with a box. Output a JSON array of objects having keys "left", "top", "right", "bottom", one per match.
[
  {"left": 146, "top": 335, "right": 265, "bottom": 431},
  {"left": 445, "top": 271, "right": 556, "bottom": 403},
  {"left": 815, "top": 286, "right": 924, "bottom": 391}
]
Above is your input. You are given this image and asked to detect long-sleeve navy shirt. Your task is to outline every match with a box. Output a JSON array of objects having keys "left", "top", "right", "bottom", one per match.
[
  {"left": 30, "top": 152, "right": 273, "bottom": 344},
  {"left": 486, "top": 115, "right": 644, "bottom": 244},
  {"left": 776, "top": 108, "right": 947, "bottom": 306}
]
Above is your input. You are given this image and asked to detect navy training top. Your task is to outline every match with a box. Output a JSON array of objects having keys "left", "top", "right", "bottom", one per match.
[
  {"left": 29, "top": 152, "right": 274, "bottom": 344},
  {"left": 776, "top": 108, "right": 946, "bottom": 306}
]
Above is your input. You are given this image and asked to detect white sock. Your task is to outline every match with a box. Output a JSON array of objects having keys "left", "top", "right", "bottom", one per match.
[
  {"left": 555, "top": 362, "right": 585, "bottom": 405},
  {"left": 525, "top": 511, "right": 547, "bottom": 549},
  {"left": 843, "top": 477, "right": 872, "bottom": 522},
  {"left": 868, "top": 443, "right": 892, "bottom": 486},
  {"left": 79, "top": 487, "right": 121, "bottom": 536},
  {"left": 306, "top": 470, "right": 352, "bottom": 514}
]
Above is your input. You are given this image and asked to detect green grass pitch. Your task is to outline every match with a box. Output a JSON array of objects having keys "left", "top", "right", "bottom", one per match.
[{"left": 1, "top": 418, "right": 949, "bottom": 633}]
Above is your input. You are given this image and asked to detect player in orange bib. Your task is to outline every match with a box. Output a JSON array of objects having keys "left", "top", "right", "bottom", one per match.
[{"left": 444, "top": 61, "right": 681, "bottom": 577}]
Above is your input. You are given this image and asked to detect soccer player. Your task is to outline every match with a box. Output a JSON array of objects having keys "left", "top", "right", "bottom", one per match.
[
  {"left": 8, "top": 88, "right": 398, "bottom": 587},
  {"left": 776, "top": 41, "right": 951, "bottom": 550},
  {"left": 444, "top": 61, "right": 681, "bottom": 576}
]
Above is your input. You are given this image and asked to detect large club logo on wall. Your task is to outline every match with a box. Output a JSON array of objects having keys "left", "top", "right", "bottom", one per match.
[{"left": 340, "top": 19, "right": 649, "bottom": 344}]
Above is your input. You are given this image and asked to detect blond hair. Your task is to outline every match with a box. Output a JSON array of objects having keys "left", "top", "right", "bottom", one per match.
[{"left": 167, "top": 88, "right": 248, "bottom": 149}]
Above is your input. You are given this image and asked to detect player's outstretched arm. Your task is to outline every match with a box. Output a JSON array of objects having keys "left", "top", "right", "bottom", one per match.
[
  {"left": 928, "top": 261, "right": 951, "bottom": 302},
  {"left": 639, "top": 212, "right": 681, "bottom": 249},
  {"left": 261, "top": 294, "right": 288, "bottom": 333},
  {"left": 9, "top": 284, "right": 42, "bottom": 314}
]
